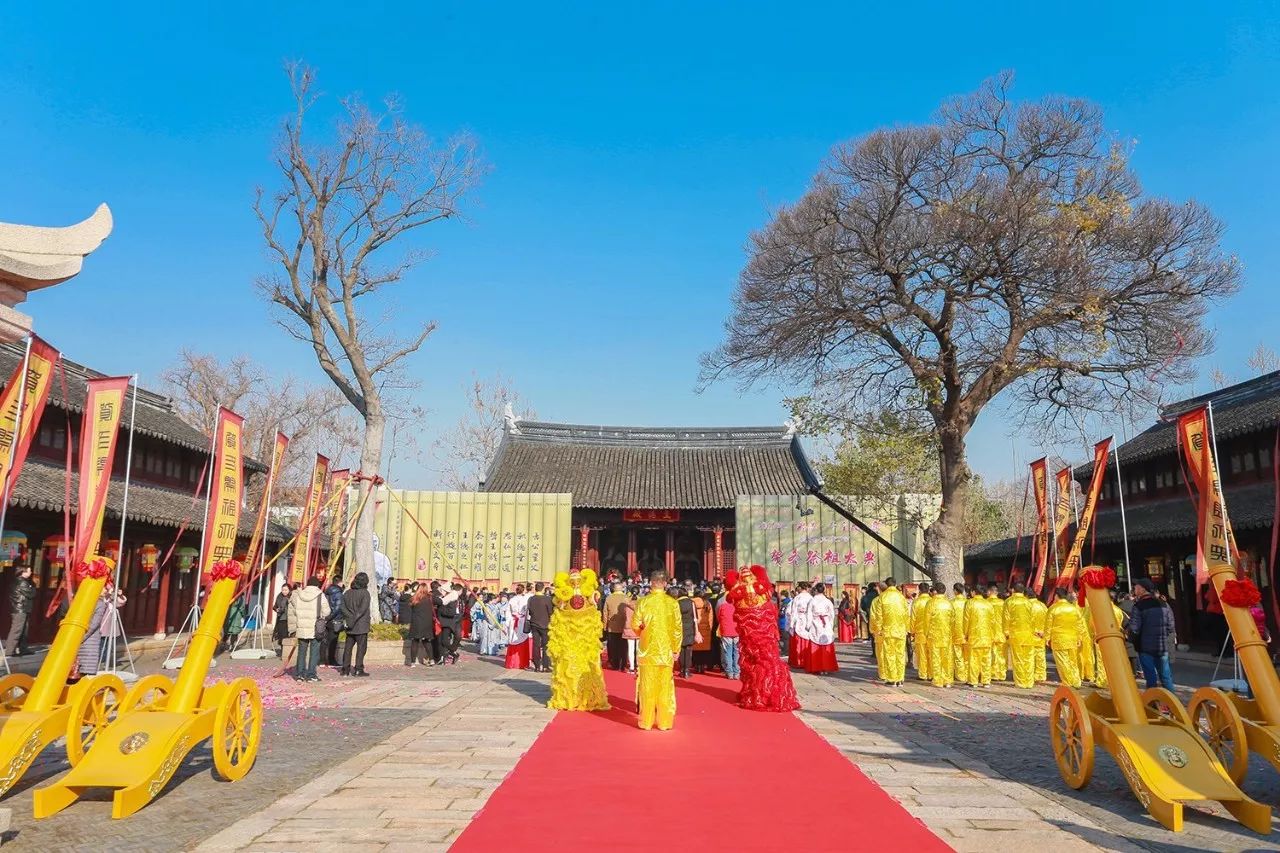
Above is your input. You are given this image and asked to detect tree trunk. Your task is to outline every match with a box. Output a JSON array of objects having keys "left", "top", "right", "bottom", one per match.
[
  {"left": 356, "top": 403, "right": 386, "bottom": 625},
  {"left": 923, "top": 426, "right": 969, "bottom": 590}
]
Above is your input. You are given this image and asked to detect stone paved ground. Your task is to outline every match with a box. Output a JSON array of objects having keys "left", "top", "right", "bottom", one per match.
[
  {"left": 7, "top": 642, "right": 1280, "bottom": 851},
  {"left": 804, "top": 644, "right": 1280, "bottom": 853}
]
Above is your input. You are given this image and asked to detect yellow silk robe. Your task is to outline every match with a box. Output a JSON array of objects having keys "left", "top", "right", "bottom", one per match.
[{"left": 633, "top": 590, "right": 682, "bottom": 730}]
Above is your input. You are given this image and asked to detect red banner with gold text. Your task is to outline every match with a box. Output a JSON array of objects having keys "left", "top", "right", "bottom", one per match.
[
  {"left": 1051, "top": 467, "right": 1073, "bottom": 582},
  {"left": 1178, "top": 407, "right": 1239, "bottom": 588},
  {"left": 326, "top": 469, "right": 352, "bottom": 577},
  {"left": 200, "top": 408, "right": 244, "bottom": 583},
  {"left": 245, "top": 431, "right": 289, "bottom": 573},
  {"left": 288, "top": 453, "right": 329, "bottom": 582},
  {"left": 71, "top": 376, "right": 131, "bottom": 566},
  {"left": 0, "top": 336, "right": 58, "bottom": 497},
  {"left": 1029, "top": 458, "right": 1049, "bottom": 595},
  {"left": 1059, "top": 439, "right": 1112, "bottom": 590}
]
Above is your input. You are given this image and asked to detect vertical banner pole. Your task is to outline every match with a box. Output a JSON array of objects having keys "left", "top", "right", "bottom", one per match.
[
  {"left": 104, "top": 376, "right": 139, "bottom": 675},
  {"left": 1111, "top": 440, "right": 1134, "bottom": 591},
  {"left": 0, "top": 335, "right": 33, "bottom": 543}
]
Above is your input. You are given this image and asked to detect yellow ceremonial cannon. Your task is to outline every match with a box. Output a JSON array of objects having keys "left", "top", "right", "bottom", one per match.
[
  {"left": 1184, "top": 573, "right": 1280, "bottom": 786},
  {"left": 1049, "top": 567, "right": 1271, "bottom": 834},
  {"left": 33, "top": 561, "right": 262, "bottom": 819},
  {"left": 0, "top": 558, "right": 126, "bottom": 798}
]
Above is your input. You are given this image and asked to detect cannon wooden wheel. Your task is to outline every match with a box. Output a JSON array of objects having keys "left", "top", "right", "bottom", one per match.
[
  {"left": 1189, "top": 686, "right": 1249, "bottom": 784},
  {"left": 120, "top": 675, "right": 171, "bottom": 713},
  {"left": 1051, "top": 685, "right": 1095, "bottom": 789},
  {"left": 0, "top": 673, "right": 33, "bottom": 710},
  {"left": 212, "top": 678, "right": 262, "bottom": 782},
  {"left": 1142, "top": 686, "right": 1192, "bottom": 727},
  {"left": 65, "top": 673, "right": 125, "bottom": 766}
]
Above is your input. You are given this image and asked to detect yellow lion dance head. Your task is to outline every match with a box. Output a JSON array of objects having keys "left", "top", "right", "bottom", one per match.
[{"left": 553, "top": 567, "right": 598, "bottom": 607}]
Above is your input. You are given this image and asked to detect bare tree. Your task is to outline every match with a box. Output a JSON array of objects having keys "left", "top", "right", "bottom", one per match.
[
  {"left": 160, "top": 349, "right": 359, "bottom": 508},
  {"left": 432, "top": 374, "right": 535, "bottom": 490},
  {"left": 255, "top": 63, "right": 483, "bottom": 616},
  {"left": 702, "top": 74, "right": 1238, "bottom": 587},
  {"left": 1247, "top": 344, "right": 1280, "bottom": 376}
]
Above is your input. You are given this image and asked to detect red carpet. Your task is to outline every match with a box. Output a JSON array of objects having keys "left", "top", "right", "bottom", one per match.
[{"left": 452, "top": 669, "right": 948, "bottom": 852}]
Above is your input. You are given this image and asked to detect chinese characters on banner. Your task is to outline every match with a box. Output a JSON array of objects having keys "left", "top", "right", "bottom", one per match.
[
  {"left": 287, "top": 453, "right": 329, "bottom": 583},
  {"left": 735, "top": 495, "right": 915, "bottom": 585},
  {"left": 244, "top": 431, "right": 289, "bottom": 574},
  {"left": 326, "top": 468, "right": 353, "bottom": 570},
  {"left": 200, "top": 408, "right": 244, "bottom": 582},
  {"left": 1028, "top": 458, "right": 1049, "bottom": 594},
  {"left": 1058, "top": 438, "right": 1112, "bottom": 590},
  {"left": 71, "top": 376, "right": 131, "bottom": 567},
  {"left": 621, "top": 508, "right": 680, "bottom": 523},
  {"left": 1177, "top": 406, "right": 1238, "bottom": 591},
  {"left": 0, "top": 336, "right": 58, "bottom": 497},
  {"left": 1052, "top": 467, "right": 1073, "bottom": 570}
]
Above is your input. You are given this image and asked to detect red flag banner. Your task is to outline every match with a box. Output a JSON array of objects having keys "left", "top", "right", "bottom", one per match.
[
  {"left": 0, "top": 336, "right": 58, "bottom": 496},
  {"left": 1178, "top": 407, "right": 1239, "bottom": 587},
  {"left": 288, "top": 453, "right": 328, "bottom": 583},
  {"left": 71, "top": 376, "right": 131, "bottom": 566},
  {"left": 1059, "top": 438, "right": 1112, "bottom": 589},
  {"left": 1029, "top": 458, "right": 1049, "bottom": 595},
  {"left": 326, "top": 469, "right": 352, "bottom": 575},
  {"left": 1051, "top": 467, "right": 1073, "bottom": 581},
  {"left": 245, "top": 431, "right": 289, "bottom": 574},
  {"left": 199, "top": 407, "right": 245, "bottom": 583}
]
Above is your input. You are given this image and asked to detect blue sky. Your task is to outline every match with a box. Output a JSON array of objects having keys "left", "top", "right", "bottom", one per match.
[{"left": 3, "top": 2, "right": 1278, "bottom": 486}]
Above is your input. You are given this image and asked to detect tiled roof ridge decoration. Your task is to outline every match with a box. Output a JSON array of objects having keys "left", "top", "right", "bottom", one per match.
[{"left": 484, "top": 417, "right": 823, "bottom": 509}]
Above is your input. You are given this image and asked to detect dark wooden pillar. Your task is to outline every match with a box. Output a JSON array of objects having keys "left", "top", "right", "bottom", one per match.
[
  {"left": 664, "top": 529, "right": 675, "bottom": 576},
  {"left": 627, "top": 529, "right": 637, "bottom": 577}
]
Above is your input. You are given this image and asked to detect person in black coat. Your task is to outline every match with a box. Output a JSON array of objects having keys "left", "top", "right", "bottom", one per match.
[
  {"left": 271, "top": 584, "right": 292, "bottom": 657},
  {"left": 341, "top": 573, "right": 372, "bottom": 677},
  {"left": 436, "top": 582, "right": 464, "bottom": 665},
  {"left": 406, "top": 584, "right": 436, "bottom": 666},
  {"left": 323, "top": 580, "right": 345, "bottom": 666},
  {"left": 676, "top": 582, "right": 697, "bottom": 678}
]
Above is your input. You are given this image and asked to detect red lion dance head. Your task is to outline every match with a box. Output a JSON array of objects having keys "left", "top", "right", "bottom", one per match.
[{"left": 727, "top": 564, "right": 774, "bottom": 607}]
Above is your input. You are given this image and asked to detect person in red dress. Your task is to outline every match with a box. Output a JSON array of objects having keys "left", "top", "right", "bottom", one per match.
[
  {"left": 837, "top": 591, "right": 857, "bottom": 643},
  {"left": 728, "top": 565, "right": 800, "bottom": 712}
]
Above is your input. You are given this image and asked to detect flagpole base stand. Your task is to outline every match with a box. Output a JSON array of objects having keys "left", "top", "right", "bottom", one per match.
[
  {"left": 99, "top": 669, "right": 139, "bottom": 684},
  {"left": 230, "top": 649, "right": 274, "bottom": 660},
  {"left": 162, "top": 657, "right": 217, "bottom": 671}
]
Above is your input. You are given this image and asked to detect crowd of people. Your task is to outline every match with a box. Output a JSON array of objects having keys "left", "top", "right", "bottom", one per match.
[{"left": 861, "top": 575, "right": 1193, "bottom": 692}]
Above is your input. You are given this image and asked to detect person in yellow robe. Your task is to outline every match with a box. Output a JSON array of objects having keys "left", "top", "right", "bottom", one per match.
[
  {"left": 951, "top": 583, "right": 969, "bottom": 685},
  {"left": 632, "top": 572, "right": 683, "bottom": 731},
  {"left": 869, "top": 578, "right": 909, "bottom": 684},
  {"left": 1002, "top": 583, "right": 1037, "bottom": 689},
  {"left": 1047, "top": 587, "right": 1088, "bottom": 688},
  {"left": 1079, "top": 596, "right": 1098, "bottom": 684},
  {"left": 926, "top": 583, "right": 954, "bottom": 688},
  {"left": 546, "top": 568, "right": 611, "bottom": 712},
  {"left": 911, "top": 587, "right": 932, "bottom": 681},
  {"left": 964, "top": 591, "right": 994, "bottom": 687},
  {"left": 986, "top": 585, "right": 1008, "bottom": 681},
  {"left": 1030, "top": 593, "right": 1049, "bottom": 684}
]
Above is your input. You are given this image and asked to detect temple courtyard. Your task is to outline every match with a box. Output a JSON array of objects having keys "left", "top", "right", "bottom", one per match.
[{"left": 0, "top": 643, "right": 1273, "bottom": 852}]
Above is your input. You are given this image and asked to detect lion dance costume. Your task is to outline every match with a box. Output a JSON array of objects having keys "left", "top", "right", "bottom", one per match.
[
  {"left": 547, "top": 569, "right": 611, "bottom": 711},
  {"left": 728, "top": 566, "right": 800, "bottom": 712}
]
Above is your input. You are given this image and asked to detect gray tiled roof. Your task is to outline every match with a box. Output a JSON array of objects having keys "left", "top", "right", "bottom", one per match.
[
  {"left": 482, "top": 420, "right": 822, "bottom": 509},
  {"left": 1077, "top": 370, "right": 1280, "bottom": 478},
  {"left": 10, "top": 459, "right": 288, "bottom": 540},
  {"left": 964, "top": 480, "right": 1276, "bottom": 564},
  {"left": 0, "top": 341, "right": 266, "bottom": 472}
]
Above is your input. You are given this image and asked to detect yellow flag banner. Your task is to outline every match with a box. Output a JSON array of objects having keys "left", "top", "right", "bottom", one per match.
[
  {"left": 245, "top": 431, "right": 289, "bottom": 574},
  {"left": 1052, "top": 466, "right": 1073, "bottom": 577},
  {"left": 71, "top": 376, "right": 131, "bottom": 566},
  {"left": 288, "top": 453, "right": 328, "bottom": 583},
  {"left": 0, "top": 336, "right": 58, "bottom": 497},
  {"left": 1029, "top": 458, "right": 1049, "bottom": 595},
  {"left": 326, "top": 469, "right": 352, "bottom": 577},
  {"left": 199, "top": 407, "right": 244, "bottom": 583},
  {"left": 1059, "top": 438, "right": 1112, "bottom": 590},
  {"left": 1178, "top": 406, "right": 1238, "bottom": 588}
]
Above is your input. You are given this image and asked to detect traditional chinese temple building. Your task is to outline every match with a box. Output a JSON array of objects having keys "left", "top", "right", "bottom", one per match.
[
  {"left": 482, "top": 419, "right": 824, "bottom": 582},
  {"left": 965, "top": 371, "right": 1280, "bottom": 647},
  {"left": 0, "top": 342, "right": 281, "bottom": 640}
]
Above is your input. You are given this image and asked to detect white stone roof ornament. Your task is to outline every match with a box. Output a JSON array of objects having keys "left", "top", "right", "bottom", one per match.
[
  {"left": 0, "top": 204, "right": 113, "bottom": 290},
  {"left": 503, "top": 402, "right": 521, "bottom": 434},
  {"left": 784, "top": 417, "right": 800, "bottom": 436},
  {"left": 0, "top": 204, "right": 112, "bottom": 342}
]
